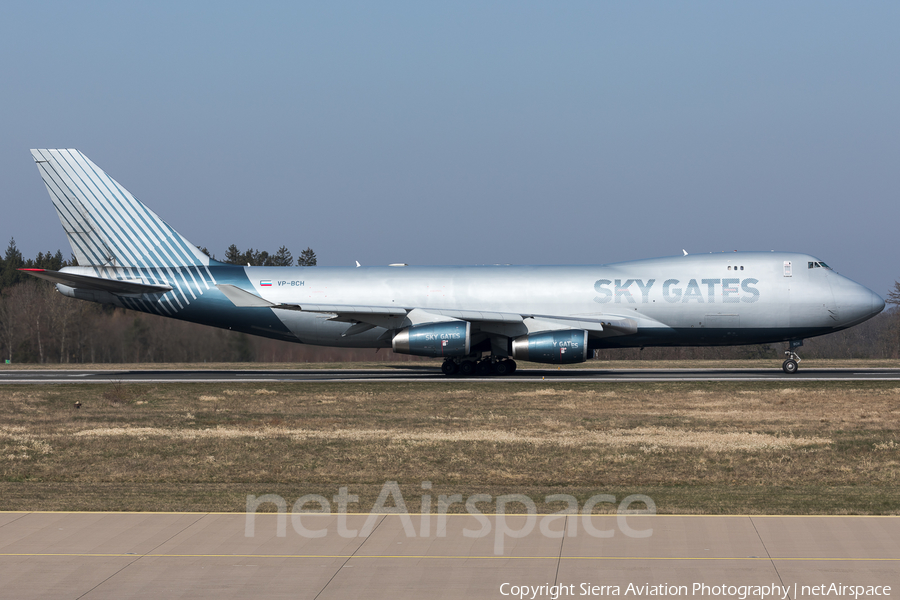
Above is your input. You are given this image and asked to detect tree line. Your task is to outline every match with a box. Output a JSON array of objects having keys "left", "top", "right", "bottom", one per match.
[
  {"left": 0, "top": 237, "right": 898, "bottom": 363},
  {"left": 199, "top": 244, "right": 317, "bottom": 267}
]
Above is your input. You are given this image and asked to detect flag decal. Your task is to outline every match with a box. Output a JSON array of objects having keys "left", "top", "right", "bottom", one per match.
[{"left": 260, "top": 280, "right": 272, "bottom": 287}]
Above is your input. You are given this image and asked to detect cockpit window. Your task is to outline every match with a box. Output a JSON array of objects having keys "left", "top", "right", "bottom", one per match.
[
  {"left": 808, "top": 262, "right": 815, "bottom": 269},
  {"left": 818, "top": 262, "right": 831, "bottom": 269}
]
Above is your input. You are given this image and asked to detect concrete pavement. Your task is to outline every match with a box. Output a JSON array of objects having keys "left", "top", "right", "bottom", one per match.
[{"left": 0, "top": 512, "right": 896, "bottom": 599}]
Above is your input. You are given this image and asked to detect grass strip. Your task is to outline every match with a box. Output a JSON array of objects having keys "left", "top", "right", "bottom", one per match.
[{"left": 1, "top": 380, "right": 897, "bottom": 514}]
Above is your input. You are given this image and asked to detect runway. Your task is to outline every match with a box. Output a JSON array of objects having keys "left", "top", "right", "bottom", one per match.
[
  {"left": 0, "top": 512, "right": 896, "bottom": 599},
  {"left": 2, "top": 367, "right": 900, "bottom": 383}
]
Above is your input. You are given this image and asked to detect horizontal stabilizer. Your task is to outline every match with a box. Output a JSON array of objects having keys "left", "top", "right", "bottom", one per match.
[{"left": 19, "top": 269, "right": 173, "bottom": 295}]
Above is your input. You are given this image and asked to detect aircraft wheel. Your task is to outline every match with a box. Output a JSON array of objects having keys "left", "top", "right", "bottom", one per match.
[
  {"left": 475, "top": 360, "right": 493, "bottom": 376},
  {"left": 458, "top": 360, "right": 476, "bottom": 376},
  {"left": 441, "top": 360, "right": 459, "bottom": 376},
  {"left": 506, "top": 359, "right": 517, "bottom": 374},
  {"left": 493, "top": 360, "right": 512, "bottom": 376},
  {"left": 782, "top": 359, "right": 798, "bottom": 374}
]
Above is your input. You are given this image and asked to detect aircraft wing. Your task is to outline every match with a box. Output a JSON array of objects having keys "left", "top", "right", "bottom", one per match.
[
  {"left": 19, "top": 268, "right": 173, "bottom": 295},
  {"left": 216, "top": 284, "right": 520, "bottom": 321},
  {"left": 216, "top": 284, "right": 638, "bottom": 336}
]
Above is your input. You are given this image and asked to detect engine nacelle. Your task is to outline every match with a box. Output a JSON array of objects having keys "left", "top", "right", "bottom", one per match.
[
  {"left": 511, "top": 330, "right": 589, "bottom": 364},
  {"left": 392, "top": 321, "right": 471, "bottom": 358}
]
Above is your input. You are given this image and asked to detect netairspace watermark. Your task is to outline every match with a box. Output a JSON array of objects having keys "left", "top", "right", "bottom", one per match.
[
  {"left": 499, "top": 582, "right": 892, "bottom": 599},
  {"left": 244, "top": 480, "right": 656, "bottom": 555}
]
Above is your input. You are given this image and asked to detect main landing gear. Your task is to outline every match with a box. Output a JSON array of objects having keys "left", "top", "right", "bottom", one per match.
[
  {"left": 782, "top": 340, "right": 803, "bottom": 374},
  {"left": 782, "top": 352, "right": 800, "bottom": 374},
  {"left": 442, "top": 357, "right": 517, "bottom": 377}
]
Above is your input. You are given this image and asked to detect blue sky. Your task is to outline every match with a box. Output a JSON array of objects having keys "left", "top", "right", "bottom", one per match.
[{"left": 2, "top": 2, "right": 898, "bottom": 295}]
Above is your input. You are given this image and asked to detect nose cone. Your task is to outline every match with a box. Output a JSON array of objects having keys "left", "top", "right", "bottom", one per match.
[
  {"left": 872, "top": 289, "right": 886, "bottom": 315},
  {"left": 833, "top": 278, "right": 885, "bottom": 327}
]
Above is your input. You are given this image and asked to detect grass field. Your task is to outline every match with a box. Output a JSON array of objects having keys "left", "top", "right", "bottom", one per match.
[{"left": 1, "top": 374, "right": 898, "bottom": 514}]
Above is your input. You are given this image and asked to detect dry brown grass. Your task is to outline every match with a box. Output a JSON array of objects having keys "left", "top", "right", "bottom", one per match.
[
  {"left": 1, "top": 380, "right": 898, "bottom": 514},
  {"left": 69, "top": 424, "right": 827, "bottom": 453}
]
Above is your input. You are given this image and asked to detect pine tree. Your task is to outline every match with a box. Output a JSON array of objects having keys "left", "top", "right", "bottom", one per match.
[
  {"left": 298, "top": 247, "right": 317, "bottom": 266},
  {"left": 3, "top": 238, "right": 24, "bottom": 289},
  {"left": 272, "top": 246, "right": 293, "bottom": 267},
  {"left": 49, "top": 250, "right": 64, "bottom": 271},
  {"left": 240, "top": 248, "right": 261, "bottom": 266},
  {"left": 225, "top": 244, "right": 242, "bottom": 265},
  {"left": 5, "top": 238, "right": 22, "bottom": 267}
]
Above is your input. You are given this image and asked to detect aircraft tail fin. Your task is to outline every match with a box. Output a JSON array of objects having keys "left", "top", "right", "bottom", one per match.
[{"left": 30, "top": 149, "right": 208, "bottom": 269}]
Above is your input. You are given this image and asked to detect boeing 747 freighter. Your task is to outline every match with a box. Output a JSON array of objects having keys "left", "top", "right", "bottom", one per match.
[{"left": 21, "top": 149, "right": 884, "bottom": 375}]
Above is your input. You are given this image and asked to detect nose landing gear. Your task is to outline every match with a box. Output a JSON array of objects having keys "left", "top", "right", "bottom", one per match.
[{"left": 782, "top": 354, "right": 799, "bottom": 374}]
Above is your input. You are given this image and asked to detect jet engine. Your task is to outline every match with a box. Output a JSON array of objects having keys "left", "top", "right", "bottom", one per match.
[
  {"left": 392, "top": 321, "right": 471, "bottom": 358},
  {"left": 511, "top": 330, "right": 589, "bottom": 364}
]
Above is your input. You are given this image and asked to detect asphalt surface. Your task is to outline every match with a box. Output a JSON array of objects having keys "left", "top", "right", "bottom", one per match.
[
  {"left": 0, "top": 512, "right": 896, "bottom": 599},
  {"left": 1, "top": 367, "right": 900, "bottom": 383}
]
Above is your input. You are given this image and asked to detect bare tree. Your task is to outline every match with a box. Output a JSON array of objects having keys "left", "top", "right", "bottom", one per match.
[
  {"left": 9, "top": 282, "right": 50, "bottom": 363},
  {"left": 887, "top": 280, "right": 900, "bottom": 308},
  {"left": 0, "top": 290, "right": 21, "bottom": 362},
  {"left": 45, "top": 286, "right": 83, "bottom": 363}
]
